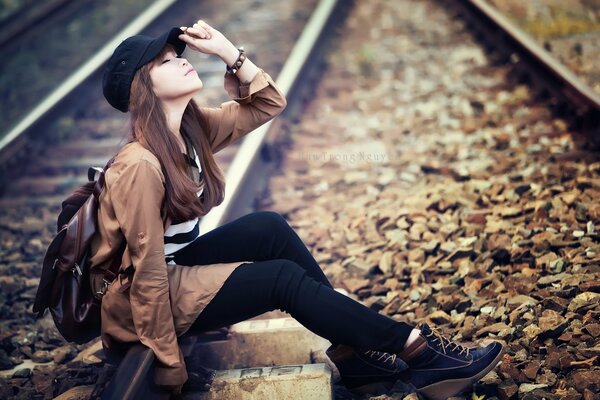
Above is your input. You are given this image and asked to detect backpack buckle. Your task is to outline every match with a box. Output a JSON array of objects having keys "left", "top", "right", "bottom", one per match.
[{"left": 96, "top": 278, "right": 111, "bottom": 296}]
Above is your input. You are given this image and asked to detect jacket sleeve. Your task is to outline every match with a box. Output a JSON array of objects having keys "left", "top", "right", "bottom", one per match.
[
  {"left": 201, "top": 68, "right": 287, "bottom": 154},
  {"left": 110, "top": 159, "right": 188, "bottom": 386}
]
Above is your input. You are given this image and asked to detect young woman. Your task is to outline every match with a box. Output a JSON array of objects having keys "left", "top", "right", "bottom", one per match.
[{"left": 90, "top": 20, "right": 504, "bottom": 399}]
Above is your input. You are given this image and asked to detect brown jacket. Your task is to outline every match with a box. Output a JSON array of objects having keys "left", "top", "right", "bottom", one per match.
[{"left": 89, "top": 68, "right": 287, "bottom": 386}]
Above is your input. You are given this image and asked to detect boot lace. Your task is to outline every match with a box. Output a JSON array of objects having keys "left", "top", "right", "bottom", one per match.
[
  {"left": 424, "top": 325, "right": 470, "bottom": 357},
  {"left": 361, "top": 349, "right": 399, "bottom": 367}
]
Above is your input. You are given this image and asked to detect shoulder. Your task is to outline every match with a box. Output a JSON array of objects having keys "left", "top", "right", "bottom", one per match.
[{"left": 107, "top": 141, "right": 164, "bottom": 186}]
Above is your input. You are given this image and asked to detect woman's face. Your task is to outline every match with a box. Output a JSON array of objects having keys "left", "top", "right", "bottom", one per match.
[{"left": 149, "top": 48, "right": 203, "bottom": 101}]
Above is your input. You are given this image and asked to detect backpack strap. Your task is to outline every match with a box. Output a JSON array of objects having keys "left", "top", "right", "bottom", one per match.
[
  {"left": 92, "top": 155, "right": 118, "bottom": 199},
  {"left": 97, "top": 241, "right": 127, "bottom": 296},
  {"left": 93, "top": 154, "right": 128, "bottom": 297}
]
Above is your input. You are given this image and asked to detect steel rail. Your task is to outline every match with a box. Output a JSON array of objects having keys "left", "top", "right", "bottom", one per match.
[
  {"left": 199, "top": 0, "right": 340, "bottom": 234},
  {"left": 449, "top": 0, "right": 600, "bottom": 143},
  {"left": 0, "top": 0, "right": 177, "bottom": 156},
  {"left": 0, "top": 0, "right": 73, "bottom": 47}
]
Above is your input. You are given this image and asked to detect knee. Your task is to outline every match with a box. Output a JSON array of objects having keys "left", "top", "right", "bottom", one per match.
[
  {"left": 276, "top": 259, "right": 305, "bottom": 277},
  {"left": 269, "top": 259, "right": 306, "bottom": 303},
  {"left": 250, "top": 211, "right": 290, "bottom": 233},
  {"left": 249, "top": 259, "right": 305, "bottom": 285}
]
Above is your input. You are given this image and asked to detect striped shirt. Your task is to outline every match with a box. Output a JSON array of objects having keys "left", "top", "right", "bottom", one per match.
[{"left": 164, "top": 145, "right": 203, "bottom": 265}]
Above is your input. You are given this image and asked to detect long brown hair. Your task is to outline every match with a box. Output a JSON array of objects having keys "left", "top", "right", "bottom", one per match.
[{"left": 128, "top": 44, "right": 225, "bottom": 223}]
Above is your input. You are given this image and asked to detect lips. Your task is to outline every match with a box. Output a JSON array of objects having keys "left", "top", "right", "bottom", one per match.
[{"left": 185, "top": 67, "right": 195, "bottom": 76}]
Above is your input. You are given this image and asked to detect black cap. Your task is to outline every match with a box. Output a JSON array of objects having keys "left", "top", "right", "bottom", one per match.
[{"left": 102, "top": 27, "right": 186, "bottom": 112}]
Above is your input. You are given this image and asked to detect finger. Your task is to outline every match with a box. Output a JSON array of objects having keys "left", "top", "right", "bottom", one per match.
[
  {"left": 198, "top": 20, "right": 211, "bottom": 31},
  {"left": 187, "top": 26, "right": 211, "bottom": 39},
  {"left": 191, "top": 23, "right": 211, "bottom": 38},
  {"left": 196, "top": 19, "right": 208, "bottom": 27},
  {"left": 178, "top": 34, "right": 195, "bottom": 45},
  {"left": 192, "top": 21, "right": 211, "bottom": 34}
]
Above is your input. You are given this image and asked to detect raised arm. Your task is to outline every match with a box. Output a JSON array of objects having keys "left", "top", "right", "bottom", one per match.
[
  {"left": 178, "top": 20, "right": 287, "bottom": 153},
  {"left": 201, "top": 69, "right": 286, "bottom": 153}
]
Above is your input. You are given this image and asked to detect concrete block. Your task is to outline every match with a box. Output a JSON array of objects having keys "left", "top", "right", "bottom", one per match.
[
  {"left": 184, "top": 363, "right": 333, "bottom": 400},
  {"left": 248, "top": 309, "right": 290, "bottom": 320},
  {"left": 189, "top": 317, "right": 332, "bottom": 370}
]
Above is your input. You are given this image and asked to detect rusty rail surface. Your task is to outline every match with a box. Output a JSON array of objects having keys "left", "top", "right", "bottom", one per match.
[
  {"left": 449, "top": 0, "right": 600, "bottom": 145},
  {"left": 0, "top": 0, "right": 177, "bottom": 183}
]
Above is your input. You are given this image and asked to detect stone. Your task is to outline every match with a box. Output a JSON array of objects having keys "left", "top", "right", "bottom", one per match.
[
  {"left": 545, "top": 348, "right": 574, "bottom": 370},
  {"left": 428, "top": 310, "right": 452, "bottom": 325},
  {"left": 53, "top": 385, "right": 95, "bottom": 400},
  {"left": 498, "top": 380, "right": 518, "bottom": 400},
  {"left": 579, "top": 280, "right": 600, "bottom": 292},
  {"left": 583, "top": 323, "right": 600, "bottom": 337},
  {"left": 409, "top": 290, "right": 420, "bottom": 301},
  {"left": 342, "top": 278, "right": 370, "bottom": 293},
  {"left": 506, "top": 295, "right": 538, "bottom": 308},
  {"left": 570, "top": 370, "right": 600, "bottom": 392},
  {"left": 522, "top": 324, "right": 542, "bottom": 340},
  {"left": 0, "top": 349, "right": 13, "bottom": 370},
  {"left": 401, "top": 393, "right": 420, "bottom": 400},
  {"left": 51, "top": 346, "right": 77, "bottom": 364},
  {"left": 421, "top": 240, "right": 440, "bottom": 254},
  {"left": 31, "top": 350, "right": 52, "bottom": 363},
  {"left": 538, "top": 310, "right": 568, "bottom": 338},
  {"left": 378, "top": 251, "right": 394, "bottom": 274},
  {"left": 480, "top": 370, "right": 501, "bottom": 385},
  {"left": 463, "top": 209, "right": 490, "bottom": 225},
  {"left": 518, "top": 383, "right": 548, "bottom": 394},
  {"left": 73, "top": 340, "right": 104, "bottom": 365},
  {"left": 12, "top": 368, "right": 31, "bottom": 378},
  {"left": 523, "top": 361, "right": 540, "bottom": 380},
  {"left": 568, "top": 292, "right": 600, "bottom": 312},
  {"left": 346, "top": 259, "right": 373, "bottom": 277},
  {"left": 537, "top": 273, "right": 568, "bottom": 286},
  {"left": 475, "top": 322, "right": 512, "bottom": 338}
]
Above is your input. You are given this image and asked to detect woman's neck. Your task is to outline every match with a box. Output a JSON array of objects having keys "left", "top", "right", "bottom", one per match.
[{"left": 163, "top": 99, "right": 190, "bottom": 153}]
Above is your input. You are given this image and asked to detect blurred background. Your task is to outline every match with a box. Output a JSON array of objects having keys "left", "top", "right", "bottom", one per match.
[{"left": 0, "top": 1, "right": 599, "bottom": 399}]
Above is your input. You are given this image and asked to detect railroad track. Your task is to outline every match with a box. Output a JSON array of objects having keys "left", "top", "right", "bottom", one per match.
[
  {"left": 0, "top": 0, "right": 175, "bottom": 169},
  {"left": 449, "top": 0, "right": 600, "bottom": 147},
  {"left": 1, "top": 0, "right": 599, "bottom": 398}
]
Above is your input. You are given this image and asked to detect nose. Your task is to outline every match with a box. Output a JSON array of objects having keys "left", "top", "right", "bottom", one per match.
[{"left": 179, "top": 57, "right": 189, "bottom": 67}]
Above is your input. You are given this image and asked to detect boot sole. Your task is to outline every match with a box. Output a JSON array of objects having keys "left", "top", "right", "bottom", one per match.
[
  {"left": 418, "top": 344, "right": 504, "bottom": 400},
  {"left": 346, "top": 380, "right": 394, "bottom": 396}
]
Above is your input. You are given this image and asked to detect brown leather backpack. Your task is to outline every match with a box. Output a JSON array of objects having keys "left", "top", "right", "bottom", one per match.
[{"left": 32, "top": 157, "right": 125, "bottom": 344}]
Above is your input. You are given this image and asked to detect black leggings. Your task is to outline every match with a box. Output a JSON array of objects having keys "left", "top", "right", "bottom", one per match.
[{"left": 172, "top": 211, "right": 414, "bottom": 354}]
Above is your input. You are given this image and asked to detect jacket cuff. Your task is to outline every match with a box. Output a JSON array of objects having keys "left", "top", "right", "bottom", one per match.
[
  {"left": 224, "top": 68, "right": 271, "bottom": 104},
  {"left": 154, "top": 361, "right": 188, "bottom": 386}
]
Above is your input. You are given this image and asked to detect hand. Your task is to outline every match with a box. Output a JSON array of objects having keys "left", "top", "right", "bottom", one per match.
[
  {"left": 178, "top": 20, "right": 236, "bottom": 61},
  {"left": 162, "top": 383, "right": 183, "bottom": 399},
  {"left": 184, "top": 369, "right": 215, "bottom": 391}
]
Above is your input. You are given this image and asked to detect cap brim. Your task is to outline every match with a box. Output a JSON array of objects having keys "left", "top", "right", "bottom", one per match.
[{"left": 137, "top": 27, "right": 186, "bottom": 68}]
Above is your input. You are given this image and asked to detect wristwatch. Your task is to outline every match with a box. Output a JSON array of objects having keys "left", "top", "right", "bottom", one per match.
[{"left": 226, "top": 47, "right": 247, "bottom": 74}]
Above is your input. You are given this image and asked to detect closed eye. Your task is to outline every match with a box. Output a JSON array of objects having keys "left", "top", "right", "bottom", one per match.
[{"left": 161, "top": 55, "right": 182, "bottom": 64}]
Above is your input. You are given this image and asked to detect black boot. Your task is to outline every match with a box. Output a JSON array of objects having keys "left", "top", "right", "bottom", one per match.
[
  {"left": 395, "top": 323, "right": 503, "bottom": 400},
  {"left": 326, "top": 343, "right": 409, "bottom": 395}
]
